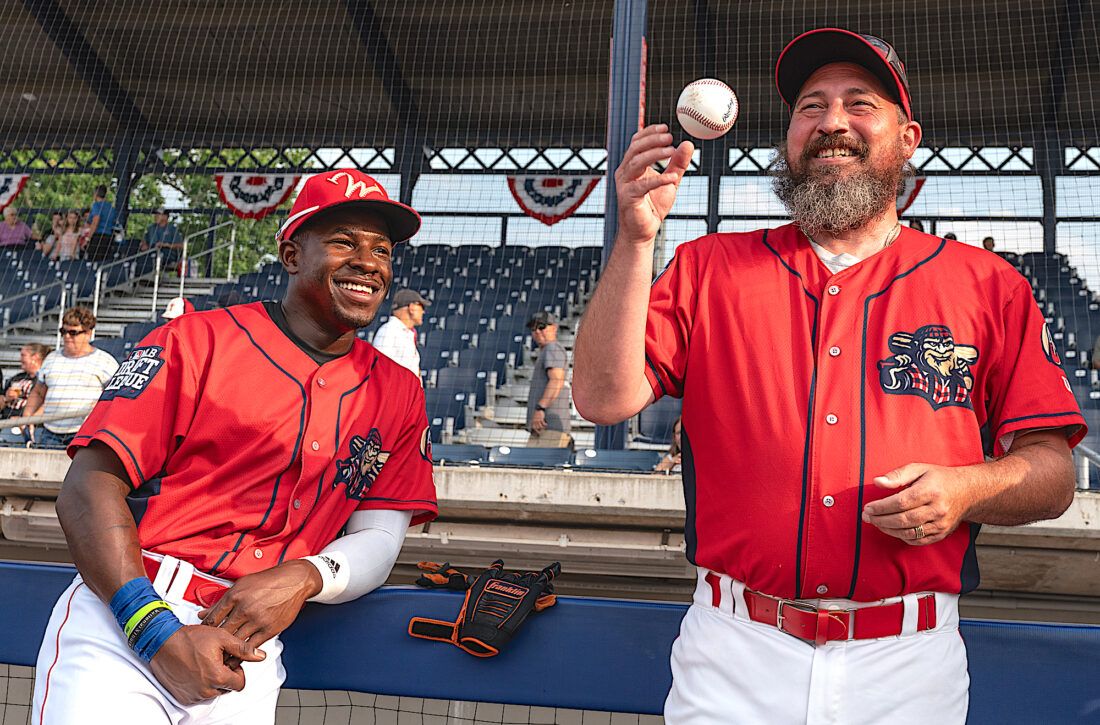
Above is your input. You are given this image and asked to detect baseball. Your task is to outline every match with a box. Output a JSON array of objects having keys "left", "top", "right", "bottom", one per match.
[{"left": 676, "top": 79, "right": 739, "bottom": 140}]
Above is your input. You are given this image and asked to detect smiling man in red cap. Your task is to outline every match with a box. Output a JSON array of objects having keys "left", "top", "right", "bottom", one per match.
[
  {"left": 34, "top": 169, "right": 438, "bottom": 724},
  {"left": 574, "top": 30, "right": 1083, "bottom": 723}
]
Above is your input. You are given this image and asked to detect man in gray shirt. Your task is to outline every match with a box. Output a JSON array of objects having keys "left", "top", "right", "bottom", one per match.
[{"left": 526, "top": 311, "right": 571, "bottom": 446}]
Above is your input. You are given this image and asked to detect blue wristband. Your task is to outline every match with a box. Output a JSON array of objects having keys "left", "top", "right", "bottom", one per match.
[{"left": 109, "top": 577, "right": 184, "bottom": 663}]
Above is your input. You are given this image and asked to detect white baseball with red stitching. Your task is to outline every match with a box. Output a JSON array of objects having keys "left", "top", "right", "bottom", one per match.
[{"left": 676, "top": 79, "right": 739, "bottom": 140}]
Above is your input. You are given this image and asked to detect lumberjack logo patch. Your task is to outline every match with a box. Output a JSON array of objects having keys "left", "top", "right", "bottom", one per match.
[{"left": 878, "top": 325, "right": 978, "bottom": 410}]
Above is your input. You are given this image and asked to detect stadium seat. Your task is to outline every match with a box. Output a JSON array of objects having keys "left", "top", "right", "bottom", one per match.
[
  {"left": 431, "top": 443, "right": 489, "bottom": 464},
  {"left": 573, "top": 449, "right": 664, "bottom": 472},
  {"left": 425, "top": 389, "right": 470, "bottom": 443},
  {"left": 487, "top": 445, "right": 573, "bottom": 467},
  {"left": 634, "top": 396, "right": 682, "bottom": 445},
  {"left": 435, "top": 366, "right": 493, "bottom": 407}
]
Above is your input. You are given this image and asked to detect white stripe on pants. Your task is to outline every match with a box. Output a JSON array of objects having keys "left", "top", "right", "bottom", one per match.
[
  {"left": 33, "top": 564, "right": 285, "bottom": 724},
  {"left": 663, "top": 569, "right": 969, "bottom": 725}
]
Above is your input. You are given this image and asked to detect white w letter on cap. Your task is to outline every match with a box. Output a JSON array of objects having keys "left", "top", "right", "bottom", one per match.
[{"left": 327, "top": 172, "right": 381, "bottom": 199}]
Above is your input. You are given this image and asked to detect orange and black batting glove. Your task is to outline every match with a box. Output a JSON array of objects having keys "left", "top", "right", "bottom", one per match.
[
  {"left": 408, "top": 559, "right": 560, "bottom": 657},
  {"left": 414, "top": 561, "right": 471, "bottom": 591}
]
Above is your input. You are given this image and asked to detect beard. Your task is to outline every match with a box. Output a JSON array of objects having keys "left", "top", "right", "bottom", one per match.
[{"left": 772, "top": 132, "right": 913, "bottom": 235}]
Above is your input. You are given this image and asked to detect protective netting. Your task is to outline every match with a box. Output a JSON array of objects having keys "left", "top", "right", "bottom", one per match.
[
  {"left": 0, "top": 666, "right": 664, "bottom": 725},
  {"left": 0, "top": 0, "right": 1097, "bottom": 462}
]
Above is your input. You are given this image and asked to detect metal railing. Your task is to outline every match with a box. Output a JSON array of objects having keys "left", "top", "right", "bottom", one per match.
[
  {"left": 1074, "top": 443, "right": 1100, "bottom": 490},
  {"left": 0, "top": 281, "right": 67, "bottom": 338},
  {"left": 178, "top": 222, "right": 236, "bottom": 298},
  {"left": 91, "top": 245, "right": 166, "bottom": 318}
]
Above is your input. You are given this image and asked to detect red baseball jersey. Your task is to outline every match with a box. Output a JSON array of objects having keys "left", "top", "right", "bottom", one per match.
[
  {"left": 645, "top": 224, "right": 1085, "bottom": 601},
  {"left": 70, "top": 302, "right": 437, "bottom": 579}
]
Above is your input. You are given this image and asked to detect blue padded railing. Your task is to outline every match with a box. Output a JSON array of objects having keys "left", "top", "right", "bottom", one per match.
[{"left": 4, "top": 562, "right": 1100, "bottom": 722}]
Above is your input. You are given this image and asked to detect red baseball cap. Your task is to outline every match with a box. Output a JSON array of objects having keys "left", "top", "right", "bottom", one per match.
[
  {"left": 276, "top": 169, "right": 421, "bottom": 243},
  {"left": 775, "top": 28, "right": 913, "bottom": 121}
]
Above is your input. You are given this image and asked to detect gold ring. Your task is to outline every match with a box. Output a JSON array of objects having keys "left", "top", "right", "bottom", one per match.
[{"left": 913, "top": 524, "right": 926, "bottom": 540}]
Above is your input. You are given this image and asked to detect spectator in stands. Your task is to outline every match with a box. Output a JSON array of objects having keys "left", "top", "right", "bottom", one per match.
[
  {"left": 526, "top": 311, "right": 572, "bottom": 447},
  {"left": 0, "top": 205, "right": 34, "bottom": 247},
  {"left": 982, "top": 236, "right": 996, "bottom": 252},
  {"left": 0, "top": 343, "right": 52, "bottom": 445},
  {"left": 36, "top": 212, "right": 65, "bottom": 257},
  {"left": 944, "top": 232, "right": 958, "bottom": 241},
  {"left": 1091, "top": 337, "right": 1100, "bottom": 371},
  {"left": 655, "top": 416, "right": 683, "bottom": 473},
  {"left": 141, "top": 207, "right": 184, "bottom": 263},
  {"left": 372, "top": 288, "right": 429, "bottom": 381},
  {"left": 49, "top": 210, "right": 83, "bottom": 261},
  {"left": 908, "top": 220, "right": 924, "bottom": 233},
  {"left": 84, "top": 185, "right": 118, "bottom": 261},
  {"left": 162, "top": 296, "right": 195, "bottom": 321},
  {"left": 22, "top": 307, "right": 119, "bottom": 448}
]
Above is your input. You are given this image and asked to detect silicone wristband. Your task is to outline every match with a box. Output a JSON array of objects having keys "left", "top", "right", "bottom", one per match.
[{"left": 109, "top": 577, "right": 183, "bottom": 663}]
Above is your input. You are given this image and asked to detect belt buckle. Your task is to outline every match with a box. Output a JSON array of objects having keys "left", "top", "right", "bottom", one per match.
[{"left": 775, "top": 598, "right": 820, "bottom": 645}]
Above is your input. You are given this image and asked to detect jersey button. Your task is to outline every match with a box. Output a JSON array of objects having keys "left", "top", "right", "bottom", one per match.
[
  {"left": 825, "top": 413, "right": 838, "bottom": 425},
  {"left": 823, "top": 495, "right": 835, "bottom": 507},
  {"left": 827, "top": 284, "right": 841, "bottom": 296},
  {"left": 254, "top": 549, "right": 263, "bottom": 559},
  {"left": 829, "top": 346, "right": 841, "bottom": 357},
  {"left": 293, "top": 499, "right": 302, "bottom": 510},
  {"left": 816, "top": 584, "right": 829, "bottom": 595},
  {"left": 311, "top": 440, "right": 320, "bottom": 451},
  {"left": 317, "top": 378, "right": 326, "bottom": 387}
]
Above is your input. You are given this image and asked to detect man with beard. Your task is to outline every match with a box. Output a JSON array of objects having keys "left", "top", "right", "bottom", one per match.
[
  {"left": 33, "top": 169, "right": 438, "bottom": 724},
  {"left": 573, "top": 29, "right": 1083, "bottom": 724}
]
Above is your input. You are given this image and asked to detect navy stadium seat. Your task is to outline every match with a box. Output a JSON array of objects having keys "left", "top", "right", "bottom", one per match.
[
  {"left": 573, "top": 449, "right": 663, "bottom": 472},
  {"left": 487, "top": 446, "right": 573, "bottom": 467},
  {"left": 431, "top": 443, "right": 489, "bottom": 464},
  {"left": 635, "top": 396, "right": 682, "bottom": 445}
]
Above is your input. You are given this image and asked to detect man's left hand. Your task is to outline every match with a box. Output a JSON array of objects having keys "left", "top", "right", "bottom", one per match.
[
  {"left": 862, "top": 463, "right": 972, "bottom": 546},
  {"left": 531, "top": 410, "right": 547, "bottom": 432},
  {"left": 199, "top": 560, "right": 321, "bottom": 647}
]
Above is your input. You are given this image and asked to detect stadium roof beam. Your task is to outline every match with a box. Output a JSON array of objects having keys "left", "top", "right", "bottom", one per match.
[
  {"left": 22, "top": 0, "right": 151, "bottom": 137},
  {"left": 343, "top": 0, "right": 429, "bottom": 206}
]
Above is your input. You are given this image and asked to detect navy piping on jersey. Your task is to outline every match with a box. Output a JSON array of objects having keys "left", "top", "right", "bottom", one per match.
[
  {"left": 72, "top": 430, "right": 147, "bottom": 486},
  {"left": 849, "top": 239, "right": 946, "bottom": 599},
  {"left": 999, "top": 411, "right": 1082, "bottom": 427},
  {"left": 357, "top": 495, "right": 436, "bottom": 506},
  {"left": 680, "top": 422, "right": 698, "bottom": 564},
  {"left": 644, "top": 354, "right": 670, "bottom": 398},
  {"left": 760, "top": 230, "right": 821, "bottom": 599},
  {"left": 960, "top": 521, "right": 983, "bottom": 593},
  {"left": 211, "top": 307, "right": 307, "bottom": 574},
  {"left": 277, "top": 355, "right": 380, "bottom": 564}
]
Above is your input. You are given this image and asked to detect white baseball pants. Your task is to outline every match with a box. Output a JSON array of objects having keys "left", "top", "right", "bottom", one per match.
[
  {"left": 32, "top": 557, "right": 286, "bottom": 725},
  {"left": 664, "top": 569, "right": 969, "bottom": 725}
]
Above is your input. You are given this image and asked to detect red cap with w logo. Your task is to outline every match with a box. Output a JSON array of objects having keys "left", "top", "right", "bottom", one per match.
[{"left": 276, "top": 169, "right": 422, "bottom": 243}]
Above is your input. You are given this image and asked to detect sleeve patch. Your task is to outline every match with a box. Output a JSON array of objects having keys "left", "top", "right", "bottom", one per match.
[
  {"left": 420, "top": 425, "right": 432, "bottom": 463},
  {"left": 101, "top": 346, "right": 166, "bottom": 401}
]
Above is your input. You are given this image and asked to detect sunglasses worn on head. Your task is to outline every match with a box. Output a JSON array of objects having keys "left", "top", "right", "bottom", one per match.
[{"left": 59, "top": 327, "right": 87, "bottom": 337}]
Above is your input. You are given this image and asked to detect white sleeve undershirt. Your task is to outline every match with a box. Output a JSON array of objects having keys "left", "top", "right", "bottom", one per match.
[{"left": 306, "top": 508, "right": 413, "bottom": 605}]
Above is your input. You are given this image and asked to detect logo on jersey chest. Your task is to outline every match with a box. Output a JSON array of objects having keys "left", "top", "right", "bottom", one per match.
[
  {"left": 878, "top": 325, "right": 979, "bottom": 410},
  {"left": 334, "top": 428, "right": 390, "bottom": 500},
  {"left": 101, "top": 346, "right": 165, "bottom": 400}
]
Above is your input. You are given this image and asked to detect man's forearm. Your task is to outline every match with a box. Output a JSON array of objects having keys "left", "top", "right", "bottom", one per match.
[
  {"left": 539, "top": 377, "right": 565, "bottom": 407},
  {"left": 962, "top": 435, "right": 1076, "bottom": 526},
  {"left": 572, "top": 236, "right": 654, "bottom": 423},
  {"left": 55, "top": 444, "right": 146, "bottom": 603}
]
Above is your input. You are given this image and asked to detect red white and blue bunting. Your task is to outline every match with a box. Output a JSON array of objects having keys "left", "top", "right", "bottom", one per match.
[
  {"left": 0, "top": 174, "right": 29, "bottom": 210},
  {"left": 896, "top": 176, "right": 926, "bottom": 215},
  {"left": 215, "top": 173, "right": 299, "bottom": 219},
  {"left": 507, "top": 176, "right": 601, "bottom": 226}
]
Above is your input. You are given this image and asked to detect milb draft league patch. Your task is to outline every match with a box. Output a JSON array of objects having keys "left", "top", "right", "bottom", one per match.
[
  {"left": 334, "top": 428, "right": 391, "bottom": 500},
  {"left": 507, "top": 175, "right": 601, "bottom": 226},
  {"left": 215, "top": 173, "right": 299, "bottom": 220},
  {"left": 877, "top": 325, "right": 979, "bottom": 410},
  {"left": 101, "top": 346, "right": 166, "bottom": 401}
]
